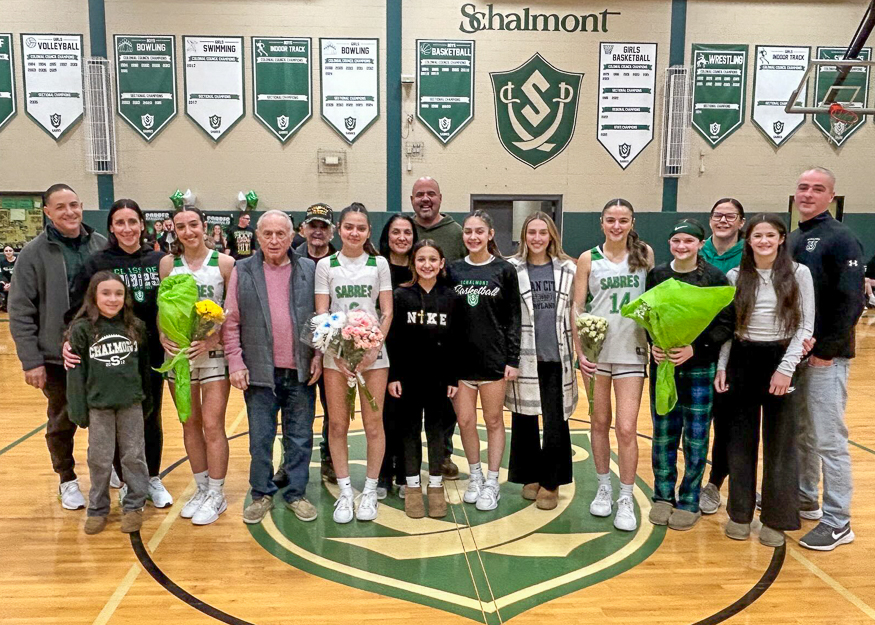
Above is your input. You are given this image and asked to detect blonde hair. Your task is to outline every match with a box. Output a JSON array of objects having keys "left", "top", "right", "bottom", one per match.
[{"left": 514, "top": 212, "right": 573, "bottom": 263}]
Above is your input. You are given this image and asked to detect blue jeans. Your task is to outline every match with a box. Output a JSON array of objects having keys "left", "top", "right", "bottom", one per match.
[
  {"left": 244, "top": 369, "right": 316, "bottom": 502},
  {"left": 793, "top": 358, "right": 853, "bottom": 528}
]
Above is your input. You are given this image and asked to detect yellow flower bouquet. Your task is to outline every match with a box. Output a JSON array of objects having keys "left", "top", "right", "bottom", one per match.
[{"left": 192, "top": 299, "right": 226, "bottom": 342}]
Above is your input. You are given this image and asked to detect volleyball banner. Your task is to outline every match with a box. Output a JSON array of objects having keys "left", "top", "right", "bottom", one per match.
[{"left": 20, "top": 33, "right": 84, "bottom": 140}]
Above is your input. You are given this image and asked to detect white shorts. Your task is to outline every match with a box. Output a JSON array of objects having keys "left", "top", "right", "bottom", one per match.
[
  {"left": 595, "top": 363, "right": 646, "bottom": 379},
  {"left": 166, "top": 349, "right": 229, "bottom": 384},
  {"left": 323, "top": 349, "right": 389, "bottom": 372},
  {"left": 459, "top": 379, "right": 503, "bottom": 389}
]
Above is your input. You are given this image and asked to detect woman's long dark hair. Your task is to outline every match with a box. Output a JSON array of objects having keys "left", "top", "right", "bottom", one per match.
[
  {"left": 379, "top": 214, "right": 419, "bottom": 260},
  {"left": 106, "top": 199, "right": 146, "bottom": 249},
  {"left": 463, "top": 209, "right": 501, "bottom": 257},
  {"left": 404, "top": 239, "right": 447, "bottom": 287},
  {"left": 66, "top": 271, "right": 143, "bottom": 343},
  {"left": 734, "top": 213, "right": 801, "bottom": 337},
  {"left": 170, "top": 207, "right": 207, "bottom": 257},
  {"left": 602, "top": 199, "right": 650, "bottom": 271},
  {"left": 338, "top": 202, "right": 379, "bottom": 256}
]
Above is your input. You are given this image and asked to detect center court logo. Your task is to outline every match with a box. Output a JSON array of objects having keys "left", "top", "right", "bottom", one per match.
[{"left": 248, "top": 430, "right": 664, "bottom": 621}]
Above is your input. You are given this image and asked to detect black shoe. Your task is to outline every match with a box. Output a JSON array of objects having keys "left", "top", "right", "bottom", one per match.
[
  {"left": 799, "top": 522, "right": 855, "bottom": 551},
  {"left": 321, "top": 459, "right": 337, "bottom": 484},
  {"left": 272, "top": 468, "right": 289, "bottom": 489},
  {"left": 440, "top": 458, "right": 460, "bottom": 481}
]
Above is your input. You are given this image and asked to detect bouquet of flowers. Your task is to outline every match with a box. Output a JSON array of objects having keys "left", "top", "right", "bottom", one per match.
[
  {"left": 305, "top": 309, "right": 384, "bottom": 420},
  {"left": 575, "top": 311, "right": 609, "bottom": 416},
  {"left": 192, "top": 300, "right": 226, "bottom": 341}
]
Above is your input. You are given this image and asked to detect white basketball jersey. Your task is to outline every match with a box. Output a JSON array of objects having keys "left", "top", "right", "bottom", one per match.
[{"left": 169, "top": 249, "right": 225, "bottom": 306}]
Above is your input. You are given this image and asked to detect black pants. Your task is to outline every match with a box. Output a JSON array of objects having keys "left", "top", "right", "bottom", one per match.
[
  {"left": 707, "top": 391, "right": 730, "bottom": 488},
  {"left": 43, "top": 363, "right": 77, "bottom": 483},
  {"left": 380, "top": 394, "right": 405, "bottom": 485},
  {"left": 725, "top": 340, "right": 800, "bottom": 531},
  {"left": 508, "top": 362, "right": 572, "bottom": 490},
  {"left": 394, "top": 379, "right": 454, "bottom": 477},
  {"left": 115, "top": 371, "right": 164, "bottom": 479}
]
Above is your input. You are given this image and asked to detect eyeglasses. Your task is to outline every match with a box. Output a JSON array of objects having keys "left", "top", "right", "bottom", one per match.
[{"left": 710, "top": 212, "right": 740, "bottom": 223}]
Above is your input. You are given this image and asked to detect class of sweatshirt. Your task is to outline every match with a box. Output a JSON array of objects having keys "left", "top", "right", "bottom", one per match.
[
  {"left": 788, "top": 211, "right": 865, "bottom": 359},
  {"left": 66, "top": 315, "right": 152, "bottom": 427},
  {"left": 448, "top": 256, "right": 522, "bottom": 381}
]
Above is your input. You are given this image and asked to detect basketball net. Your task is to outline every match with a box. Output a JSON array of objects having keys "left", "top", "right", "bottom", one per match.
[{"left": 829, "top": 103, "right": 859, "bottom": 142}]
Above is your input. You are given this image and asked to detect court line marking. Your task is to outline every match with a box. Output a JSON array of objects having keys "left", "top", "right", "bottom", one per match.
[
  {"left": 787, "top": 544, "right": 875, "bottom": 620},
  {"left": 91, "top": 406, "right": 248, "bottom": 625},
  {"left": 0, "top": 422, "right": 46, "bottom": 457}
]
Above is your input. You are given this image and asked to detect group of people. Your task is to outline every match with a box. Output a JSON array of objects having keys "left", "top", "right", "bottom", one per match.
[{"left": 7, "top": 168, "right": 863, "bottom": 552}]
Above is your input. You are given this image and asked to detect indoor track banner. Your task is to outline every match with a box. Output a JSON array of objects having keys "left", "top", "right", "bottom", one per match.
[
  {"left": 252, "top": 37, "right": 312, "bottom": 143},
  {"left": 416, "top": 39, "right": 474, "bottom": 144},
  {"left": 319, "top": 38, "right": 379, "bottom": 144},
  {"left": 114, "top": 35, "right": 177, "bottom": 142},
  {"left": 597, "top": 42, "right": 657, "bottom": 169},
  {"left": 691, "top": 43, "right": 747, "bottom": 147},
  {"left": 751, "top": 46, "right": 809, "bottom": 147},
  {"left": 20, "top": 33, "right": 83, "bottom": 140},
  {"left": 0, "top": 34, "right": 15, "bottom": 132},
  {"left": 813, "top": 46, "right": 871, "bottom": 146},
  {"left": 183, "top": 36, "right": 244, "bottom": 142}
]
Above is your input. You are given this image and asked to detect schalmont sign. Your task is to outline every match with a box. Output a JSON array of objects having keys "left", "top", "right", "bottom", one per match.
[{"left": 459, "top": 3, "right": 620, "bottom": 33}]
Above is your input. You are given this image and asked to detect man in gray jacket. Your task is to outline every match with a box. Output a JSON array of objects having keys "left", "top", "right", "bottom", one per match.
[
  {"left": 223, "top": 210, "right": 320, "bottom": 524},
  {"left": 9, "top": 184, "right": 107, "bottom": 510}
]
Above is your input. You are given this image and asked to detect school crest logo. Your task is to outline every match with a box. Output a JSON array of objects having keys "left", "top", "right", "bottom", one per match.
[
  {"left": 806, "top": 238, "right": 820, "bottom": 252},
  {"left": 50, "top": 113, "right": 62, "bottom": 129},
  {"left": 344, "top": 116, "right": 357, "bottom": 131},
  {"left": 619, "top": 143, "right": 632, "bottom": 159},
  {"left": 491, "top": 53, "right": 583, "bottom": 168},
  {"left": 709, "top": 122, "right": 721, "bottom": 136},
  {"left": 209, "top": 115, "right": 221, "bottom": 130},
  {"left": 773, "top": 120, "right": 785, "bottom": 135},
  {"left": 141, "top": 114, "right": 154, "bottom": 130},
  {"left": 439, "top": 117, "right": 452, "bottom": 132},
  {"left": 277, "top": 115, "right": 289, "bottom": 131},
  {"left": 248, "top": 429, "right": 665, "bottom": 622}
]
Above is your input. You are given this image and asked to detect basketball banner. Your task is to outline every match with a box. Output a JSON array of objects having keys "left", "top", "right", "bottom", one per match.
[
  {"left": 20, "top": 33, "right": 84, "bottom": 140},
  {"left": 597, "top": 42, "right": 657, "bottom": 169},
  {"left": 752, "top": 46, "right": 809, "bottom": 147},
  {"left": 183, "top": 36, "right": 244, "bottom": 142},
  {"left": 114, "top": 35, "right": 177, "bottom": 142},
  {"left": 252, "top": 37, "right": 312, "bottom": 143},
  {"left": 691, "top": 43, "right": 748, "bottom": 147},
  {"left": 813, "top": 46, "right": 871, "bottom": 146},
  {"left": 0, "top": 34, "right": 15, "bottom": 132},
  {"left": 319, "top": 38, "right": 379, "bottom": 144},
  {"left": 416, "top": 39, "right": 474, "bottom": 144}
]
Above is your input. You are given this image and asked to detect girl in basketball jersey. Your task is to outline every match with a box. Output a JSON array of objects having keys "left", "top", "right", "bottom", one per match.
[
  {"left": 158, "top": 207, "right": 234, "bottom": 526},
  {"left": 315, "top": 203, "right": 394, "bottom": 524},
  {"left": 573, "top": 199, "right": 653, "bottom": 532},
  {"left": 448, "top": 210, "right": 521, "bottom": 512}
]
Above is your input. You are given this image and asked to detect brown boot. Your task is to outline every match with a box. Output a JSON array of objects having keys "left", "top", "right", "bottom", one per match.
[
  {"left": 405, "top": 487, "right": 425, "bottom": 518},
  {"left": 440, "top": 458, "right": 460, "bottom": 480},
  {"left": 84, "top": 516, "right": 107, "bottom": 535},
  {"left": 427, "top": 485, "right": 447, "bottom": 518},
  {"left": 120, "top": 509, "right": 144, "bottom": 533},
  {"left": 522, "top": 483, "right": 540, "bottom": 501},
  {"left": 536, "top": 487, "right": 559, "bottom": 510}
]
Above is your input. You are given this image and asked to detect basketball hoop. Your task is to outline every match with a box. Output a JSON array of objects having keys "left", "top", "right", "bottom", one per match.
[{"left": 829, "top": 103, "right": 859, "bottom": 141}]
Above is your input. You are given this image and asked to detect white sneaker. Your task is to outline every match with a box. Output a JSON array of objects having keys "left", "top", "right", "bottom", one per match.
[
  {"left": 118, "top": 483, "right": 128, "bottom": 507},
  {"left": 399, "top": 485, "right": 407, "bottom": 500},
  {"left": 463, "top": 475, "right": 484, "bottom": 504},
  {"left": 589, "top": 484, "right": 613, "bottom": 517},
  {"left": 109, "top": 467, "right": 123, "bottom": 489},
  {"left": 59, "top": 479, "right": 86, "bottom": 510},
  {"left": 356, "top": 490, "right": 379, "bottom": 521},
  {"left": 475, "top": 482, "right": 500, "bottom": 511},
  {"left": 333, "top": 491, "right": 355, "bottom": 524},
  {"left": 191, "top": 490, "right": 227, "bottom": 525},
  {"left": 800, "top": 506, "right": 824, "bottom": 521},
  {"left": 180, "top": 485, "right": 208, "bottom": 519},
  {"left": 375, "top": 486, "right": 388, "bottom": 500},
  {"left": 614, "top": 495, "right": 637, "bottom": 532},
  {"left": 148, "top": 477, "right": 173, "bottom": 508}
]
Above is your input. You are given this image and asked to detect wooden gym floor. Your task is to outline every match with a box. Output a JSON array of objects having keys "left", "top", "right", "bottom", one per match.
[{"left": 1, "top": 311, "right": 874, "bottom": 625}]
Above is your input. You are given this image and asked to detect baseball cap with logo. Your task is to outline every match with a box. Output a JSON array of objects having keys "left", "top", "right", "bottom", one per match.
[{"left": 303, "top": 203, "right": 333, "bottom": 225}]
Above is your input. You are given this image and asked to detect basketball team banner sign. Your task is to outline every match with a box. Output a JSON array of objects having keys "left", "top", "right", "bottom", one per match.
[
  {"left": 490, "top": 53, "right": 582, "bottom": 169},
  {"left": 813, "top": 46, "right": 871, "bottom": 147},
  {"left": 114, "top": 35, "right": 177, "bottom": 142},
  {"left": 0, "top": 34, "right": 16, "bottom": 132},
  {"left": 183, "top": 36, "right": 245, "bottom": 142},
  {"left": 252, "top": 37, "right": 312, "bottom": 143},
  {"left": 597, "top": 42, "right": 657, "bottom": 169},
  {"left": 751, "top": 45, "right": 809, "bottom": 147},
  {"left": 416, "top": 39, "right": 475, "bottom": 144},
  {"left": 20, "top": 33, "right": 83, "bottom": 140},
  {"left": 320, "top": 38, "right": 379, "bottom": 144},
  {"left": 691, "top": 44, "right": 748, "bottom": 147}
]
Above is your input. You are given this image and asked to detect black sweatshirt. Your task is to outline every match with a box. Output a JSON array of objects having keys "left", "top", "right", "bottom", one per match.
[
  {"left": 789, "top": 212, "right": 864, "bottom": 359},
  {"left": 645, "top": 261, "right": 734, "bottom": 369},
  {"left": 68, "top": 244, "right": 166, "bottom": 365},
  {"left": 66, "top": 315, "right": 152, "bottom": 427},
  {"left": 386, "top": 282, "right": 460, "bottom": 388},
  {"left": 448, "top": 257, "right": 522, "bottom": 380}
]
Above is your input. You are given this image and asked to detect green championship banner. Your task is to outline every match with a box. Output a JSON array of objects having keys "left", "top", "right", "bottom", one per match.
[
  {"left": 691, "top": 44, "right": 748, "bottom": 147},
  {"left": 320, "top": 38, "right": 379, "bottom": 144},
  {"left": 752, "top": 46, "right": 809, "bottom": 147},
  {"left": 114, "top": 35, "right": 177, "bottom": 142},
  {"left": 252, "top": 37, "right": 312, "bottom": 142},
  {"left": 20, "top": 33, "right": 83, "bottom": 140},
  {"left": 0, "top": 34, "right": 15, "bottom": 132},
  {"left": 813, "top": 47, "right": 871, "bottom": 146},
  {"left": 183, "top": 36, "right": 245, "bottom": 142},
  {"left": 416, "top": 39, "right": 474, "bottom": 144}
]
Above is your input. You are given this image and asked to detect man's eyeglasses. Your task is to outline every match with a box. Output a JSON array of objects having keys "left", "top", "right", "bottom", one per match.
[{"left": 710, "top": 212, "right": 740, "bottom": 223}]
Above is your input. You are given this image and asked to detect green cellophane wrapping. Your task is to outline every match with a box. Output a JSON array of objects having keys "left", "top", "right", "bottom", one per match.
[
  {"left": 154, "top": 274, "right": 198, "bottom": 423},
  {"left": 621, "top": 278, "right": 735, "bottom": 415}
]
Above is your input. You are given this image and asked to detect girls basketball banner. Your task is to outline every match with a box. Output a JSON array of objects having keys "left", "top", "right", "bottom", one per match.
[
  {"left": 751, "top": 46, "right": 809, "bottom": 147},
  {"left": 252, "top": 37, "right": 312, "bottom": 143},
  {"left": 416, "top": 39, "right": 475, "bottom": 144},
  {"left": 319, "top": 38, "right": 379, "bottom": 144},
  {"left": 114, "top": 35, "right": 177, "bottom": 142},
  {"left": 0, "top": 34, "right": 15, "bottom": 132},
  {"left": 183, "top": 36, "right": 245, "bottom": 142},
  {"left": 813, "top": 46, "right": 871, "bottom": 146},
  {"left": 20, "top": 33, "right": 83, "bottom": 140},
  {"left": 691, "top": 43, "right": 748, "bottom": 147}
]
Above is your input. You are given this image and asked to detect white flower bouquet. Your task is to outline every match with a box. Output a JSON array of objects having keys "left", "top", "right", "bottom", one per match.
[{"left": 575, "top": 312, "right": 609, "bottom": 416}]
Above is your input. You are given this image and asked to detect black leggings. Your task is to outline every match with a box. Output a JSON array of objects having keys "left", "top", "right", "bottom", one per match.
[{"left": 394, "top": 379, "right": 455, "bottom": 477}]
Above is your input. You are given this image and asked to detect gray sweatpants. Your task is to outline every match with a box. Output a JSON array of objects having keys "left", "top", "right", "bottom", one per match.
[{"left": 87, "top": 405, "right": 149, "bottom": 517}]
